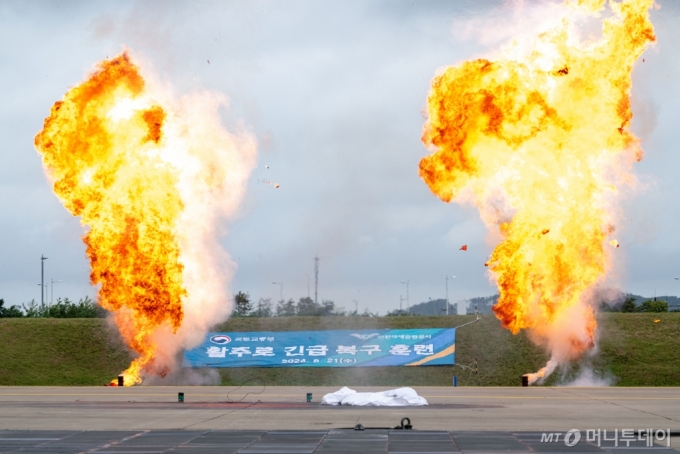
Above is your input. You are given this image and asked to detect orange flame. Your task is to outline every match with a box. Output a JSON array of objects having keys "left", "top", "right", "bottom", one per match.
[
  {"left": 420, "top": 0, "right": 654, "bottom": 382},
  {"left": 35, "top": 52, "right": 256, "bottom": 385}
]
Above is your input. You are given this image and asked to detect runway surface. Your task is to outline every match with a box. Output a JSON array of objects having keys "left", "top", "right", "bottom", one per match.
[
  {"left": 0, "top": 429, "right": 675, "bottom": 453},
  {"left": 0, "top": 387, "right": 678, "bottom": 452}
]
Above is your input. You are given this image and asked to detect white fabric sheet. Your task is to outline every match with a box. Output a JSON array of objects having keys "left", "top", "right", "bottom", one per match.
[{"left": 321, "top": 386, "right": 428, "bottom": 406}]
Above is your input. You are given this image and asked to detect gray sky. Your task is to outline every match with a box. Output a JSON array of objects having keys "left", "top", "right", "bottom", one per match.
[{"left": 1, "top": 0, "right": 679, "bottom": 315}]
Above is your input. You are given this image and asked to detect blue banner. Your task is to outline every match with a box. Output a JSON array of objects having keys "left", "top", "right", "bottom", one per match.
[{"left": 182, "top": 328, "right": 455, "bottom": 368}]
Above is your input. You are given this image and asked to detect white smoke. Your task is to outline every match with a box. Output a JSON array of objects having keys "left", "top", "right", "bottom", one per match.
[
  {"left": 144, "top": 367, "right": 222, "bottom": 386},
  {"left": 128, "top": 60, "right": 257, "bottom": 383},
  {"left": 563, "top": 367, "right": 615, "bottom": 387}
]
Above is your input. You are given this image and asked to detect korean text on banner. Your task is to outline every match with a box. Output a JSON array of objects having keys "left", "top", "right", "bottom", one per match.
[{"left": 182, "top": 328, "right": 455, "bottom": 368}]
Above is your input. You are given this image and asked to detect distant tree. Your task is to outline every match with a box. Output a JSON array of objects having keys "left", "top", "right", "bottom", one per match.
[
  {"left": 45, "top": 296, "right": 105, "bottom": 318},
  {"left": 296, "top": 297, "right": 345, "bottom": 316},
  {"left": 320, "top": 300, "right": 347, "bottom": 317},
  {"left": 22, "top": 299, "right": 45, "bottom": 317},
  {"left": 82, "top": 296, "right": 108, "bottom": 318},
  {"left": 621, "top": 297, "right": 637, "bottom": 313},
  {"left": 638, "top": 300, "right": 668, "bottom": 313},
  {"left": 252, "top": 298, "right": 273, "bottom": 317},
  {"left": 360, "top": 308, "right": 378, "bottom": 317},
  {"left": 319, "top": 300, "right": 334, "bottom": 316},
  {"left": 0, "top": 299, "right": 23, "bottom": 318},
  {"left": 296, "top": 297, "right": 317, "bottom": 316},
  {"left": 330, "top": 300, "right": 347, "bottom": 316},
  {"left": 19, "top": 297, "right": 104, "bottom": 318},
  {"left": 386, "top": 309, "right": 409, "bottom": 316},
  {"left": 234, "top": 291, "right": 252, "bottom": 317},
  {"left": 276, "top": 298, "right": 297, "bottom": 316}
]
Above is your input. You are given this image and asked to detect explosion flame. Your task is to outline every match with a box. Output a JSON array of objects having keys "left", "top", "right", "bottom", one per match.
[
  {"left": 420, "top": 0, "right": 654, "bottom": 383},
  {"left": 35, "top": 53, "right": 257, "bottom": 385}
]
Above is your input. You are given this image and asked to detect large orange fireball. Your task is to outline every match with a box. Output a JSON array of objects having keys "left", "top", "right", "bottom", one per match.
[
  {"left": 35, "top": 53, "right": 257, "bottom": 385},
  {"left": 420, "top": 0, "right": 654, "bottom": 383}
]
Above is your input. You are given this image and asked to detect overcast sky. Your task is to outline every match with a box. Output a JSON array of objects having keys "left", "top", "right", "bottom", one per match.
[{"left": 1, "top": 0, "right": 679, "bottom": 315}]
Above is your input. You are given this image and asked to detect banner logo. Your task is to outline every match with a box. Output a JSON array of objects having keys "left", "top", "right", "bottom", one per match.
[
  {"left": 210, "top": 335, "right": 231, "bottom": 344},
  {"left": 350, "top": 333, "right": 380, "bottom": 340}
]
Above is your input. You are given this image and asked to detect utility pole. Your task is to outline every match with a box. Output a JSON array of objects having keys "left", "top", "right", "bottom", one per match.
[
  {"left": 41, "top": 255, "right": 48, "bottom": 310},
  {"left": 400, "top": 280, "right": 409, "bottom": 314},
  {"left": 399, "top": 295, "right": 404, "bottom": 313},
  {"left": 51, "top": 279, "right": 61, "bottom": 305},
  {"left": 353, "top": 300, "right": 358, "bottom": 314},
  {"left": 314, "top": 256, "right": 320, "bottom": 307},
  {"left": 307, "top": 274, "right": 310, "bottom": 298},
  {"left": 272, "top": 282, "right": 283, "bottom": 301}
]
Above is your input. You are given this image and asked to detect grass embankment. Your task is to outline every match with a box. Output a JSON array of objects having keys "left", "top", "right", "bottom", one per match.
[
  {"left": 0, "top": 313, "right": 678, "bottom": 386},
  {"left": 0, "top": 319, "right": 129, "bottom": 386}
]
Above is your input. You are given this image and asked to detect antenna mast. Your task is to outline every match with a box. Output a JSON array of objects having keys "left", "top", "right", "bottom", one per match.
[{"left": 314, "top": 256, "right": 320, "bottom": 307}]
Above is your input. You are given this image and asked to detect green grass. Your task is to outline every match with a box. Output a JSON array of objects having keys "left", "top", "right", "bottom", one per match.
[
  {"left": 1, "top": 313, "right": 678, "bottom": 386},
  {"left": 0, "top": 318, "right": 130, "bottom": 386},
  {"left": 214, "top": 315, "right": 549, "bottom": 387}
]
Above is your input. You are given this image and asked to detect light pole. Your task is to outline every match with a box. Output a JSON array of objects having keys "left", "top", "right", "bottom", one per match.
[
  {"left": 51, "top": 279, "right": 62, "bottom": 305},
  {"left": 446, "top": 275, "right": 456, "bottom": 316},
  {"left": 400, "top": 280, "right": 409, "bottom": 314},
  {"left": 272, "top": 282, "right": 283, "bottom": 301},
  {"left": 40, "top": 255, "right": 48, "bottom": 309}
]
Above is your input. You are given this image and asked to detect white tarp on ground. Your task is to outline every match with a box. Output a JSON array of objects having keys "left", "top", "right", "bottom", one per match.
[{"left": 321, "top": 386, "right": 428, "bottom": 406}]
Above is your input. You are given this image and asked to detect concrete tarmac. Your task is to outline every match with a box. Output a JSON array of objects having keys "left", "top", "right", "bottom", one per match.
[{"left": 0, "top": 386, "right": 678, "bottom": 441}]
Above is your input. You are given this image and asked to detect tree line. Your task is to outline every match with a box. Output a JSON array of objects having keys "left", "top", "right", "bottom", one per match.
[
  {"left": 0, "top": 297, "right": 105, "bottom": 318},
  {"left": 233, "top": 292, "right": 376, "bottom": 317},
  {"left": 2, "top": 292, "right": 671, "bottom": 319},
  {"left": 601, "top": 296, "right": 670, "bottom": 313}
]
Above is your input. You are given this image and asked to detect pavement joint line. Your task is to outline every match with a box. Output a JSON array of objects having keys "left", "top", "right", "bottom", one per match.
[
  {"left": 173, "top": 430, "right": 210, "bottom": 449},
  {"left": 181, "top": 401, "right": 259, "bottom": 430},
  {"left": 445, "top": 429, "right": 460, "bottom": 452},
  {"left": 234, "top": 431, "right": 270, "bottom": 453},
  {"left": 84, "top": 430, "right": 148, "bottom": 454},
  {"left": 549, "top": 387, "right": 680, "bottom": 425}
]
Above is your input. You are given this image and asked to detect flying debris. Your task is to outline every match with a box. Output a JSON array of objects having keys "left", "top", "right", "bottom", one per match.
[
  {"left": 610, "top": 240, "right": 620, "bottom": 248},
  {"left": 207, "top": 60, "right": 210, "bottom": 64},
  {"left": 460, "top": 245, "right": 468, "bottom": 251},
  {"left": 541, "top": 229, "right": 550, "bottom": 235},
  {"left": 259, "top": 179, "right": 280, "bottom": 189}
]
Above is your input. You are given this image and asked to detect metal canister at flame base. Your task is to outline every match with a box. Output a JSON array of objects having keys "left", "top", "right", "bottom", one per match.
[
  {"left": 522, "top": 375, "right": 529, "bottom": 387},
  {"left": 117, "top": 375, "right": 124, "bottom": 387}
]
